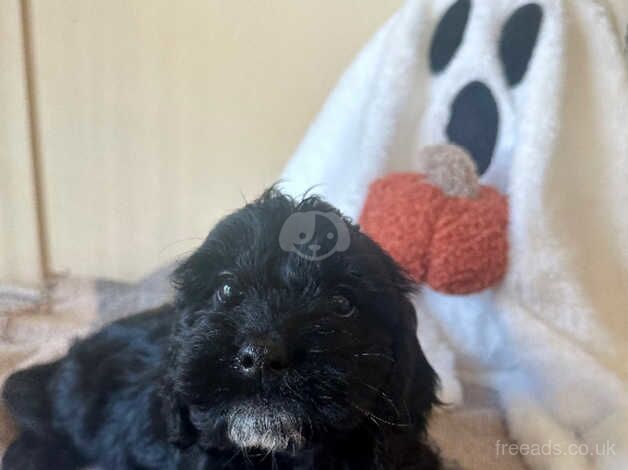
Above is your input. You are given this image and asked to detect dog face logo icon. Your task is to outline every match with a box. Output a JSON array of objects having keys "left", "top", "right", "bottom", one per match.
[{"left": 279, "top": 211, "right": 351, "bottom": 260}]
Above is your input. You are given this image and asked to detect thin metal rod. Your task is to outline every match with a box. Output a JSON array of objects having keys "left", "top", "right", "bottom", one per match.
[{"left": 19, "top": 0, "right": 53, "bottom": 284}]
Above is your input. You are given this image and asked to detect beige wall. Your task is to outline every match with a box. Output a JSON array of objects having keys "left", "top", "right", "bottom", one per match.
[
  {"left": 1, "top": 0, "right": 402, "bottom": 284},
  {"left": 0, "top": 0, "right": 41, "bottom": 285}
]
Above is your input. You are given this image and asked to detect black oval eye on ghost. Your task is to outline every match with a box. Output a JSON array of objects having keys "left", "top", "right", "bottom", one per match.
[
  {"left": 429, "top": 0, "right": 472, "bottom": 73},
  {"left": 216, "top": 280, "right": 242, "bottom": 305},
  {"left": 331, "top": 295, "right": 355, "bottom": 318},
  {"left": 499, "top": 3, "right": 543, "bottom": 87}
]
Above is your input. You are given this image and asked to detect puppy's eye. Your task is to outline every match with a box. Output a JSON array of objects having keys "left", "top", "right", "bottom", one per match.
[
  {"left": 331, "top": 295, "right": 355, "bottom": 318},
  {"left": 216, "top": 281, "right": 242, "bottom": 305}
]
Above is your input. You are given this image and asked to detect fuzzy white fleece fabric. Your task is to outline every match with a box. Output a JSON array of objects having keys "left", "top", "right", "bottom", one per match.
[{"left": 281, "top": 1, "right": 628, "bottom": 469}]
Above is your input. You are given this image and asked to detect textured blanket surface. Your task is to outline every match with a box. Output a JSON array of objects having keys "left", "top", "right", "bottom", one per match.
[{"left": 0, "top": 272, "right": 524, "bottom": 470}]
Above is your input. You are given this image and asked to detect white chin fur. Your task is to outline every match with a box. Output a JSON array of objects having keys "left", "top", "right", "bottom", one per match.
[{"left": 226, "top": 404, "right": 304, "bottom": 452}]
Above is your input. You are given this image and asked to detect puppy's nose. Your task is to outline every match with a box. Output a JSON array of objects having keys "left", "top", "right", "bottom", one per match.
[{"left": 236, "top": 340, "right": 289, "bottom": 376}]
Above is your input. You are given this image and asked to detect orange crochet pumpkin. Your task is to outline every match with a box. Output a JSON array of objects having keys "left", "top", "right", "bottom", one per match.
[{"left": 359, "top": 145, "right": 509, "bottom": 295}]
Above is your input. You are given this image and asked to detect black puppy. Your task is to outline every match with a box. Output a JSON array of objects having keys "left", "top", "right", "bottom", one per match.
[{"left": 2, "top": 189, "right": 441, "bottom": 469}]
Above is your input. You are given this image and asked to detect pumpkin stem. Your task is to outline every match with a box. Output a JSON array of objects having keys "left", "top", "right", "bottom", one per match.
[{"left": 419, "top": 144, "right": 480, "bottom": 198}]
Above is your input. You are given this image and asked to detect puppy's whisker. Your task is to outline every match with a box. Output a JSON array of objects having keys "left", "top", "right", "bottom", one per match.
[
  {"left": 241, "top": 445, "right": 253, "bottom": 466},
  {"left": 170, "top": 247, "right": 200, "bottom": 261},
  {"left": 311, "top": 327, "right": 337, "bottom": 336},
  {"left": 301, "top": 323, "right": 356, "bottom": 336},
  {"left": 307, "top": 348, "right": 331, "bottom": 354},
  {"left": 281, "top": 376, "right": 301, "bottom": 399},
  {"left": 158, "top": 237, "right": 205, "bottom": 256},
  {"left": 260, "top": 446, "right": 274, "bottom": 462},
  {"left": 306, "top": 341, "right": 367, "bottom": 355},
  {"left": 401, "top": 397, "right": 411, "bottom": 424},
  {"left": 238, "top": 189, "right": 249, "bottom": 205},
  {"left": 349, "top": 401, "right": 411, "bottom": 429},
  {"left": 223, "top": 448, "right": 243, "bottom": 467},
  {"left": 352, "top": 352, "right": 395, "bottom": 362},
  {"left": 351, "top": 380, "right": 401, "bottom": 419}
]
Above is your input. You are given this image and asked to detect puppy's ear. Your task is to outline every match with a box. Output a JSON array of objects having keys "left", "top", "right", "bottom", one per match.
[
  {"left": 386, "top": 296, "right": 439, "bottom": 433},
  {"left": 160, "top": 377, "right": 197, "bottom": 448}
]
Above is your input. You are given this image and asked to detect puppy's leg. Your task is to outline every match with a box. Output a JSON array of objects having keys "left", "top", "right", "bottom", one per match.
[
  {"left": 3, "top": 362, "right": 85, "bottom": 469},
  {"left": 2, "top": 361, "right": 59, "bottom": 435},
  {"left": 2, "top": 432, "right": 83, "bottom": 470}
]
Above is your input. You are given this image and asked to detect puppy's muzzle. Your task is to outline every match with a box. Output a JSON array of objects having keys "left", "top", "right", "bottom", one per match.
[{"left": 226, "top": 403, "right": 304, "bottom": 452}]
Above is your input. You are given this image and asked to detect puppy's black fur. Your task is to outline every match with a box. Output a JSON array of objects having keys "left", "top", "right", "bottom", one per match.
[{"left": 2, "top": 189, "right": 441, "bottom": 469}]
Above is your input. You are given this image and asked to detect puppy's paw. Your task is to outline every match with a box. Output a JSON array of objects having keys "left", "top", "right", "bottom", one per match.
[
  {"left": 2, "top": 432, "right": 82, "bottom": 470},
  {"left": 414, "top": 302, "right": 463, "bottom": 407},
  {"left": 436, "top": 373, "right": 463, "bottom": 407}
]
